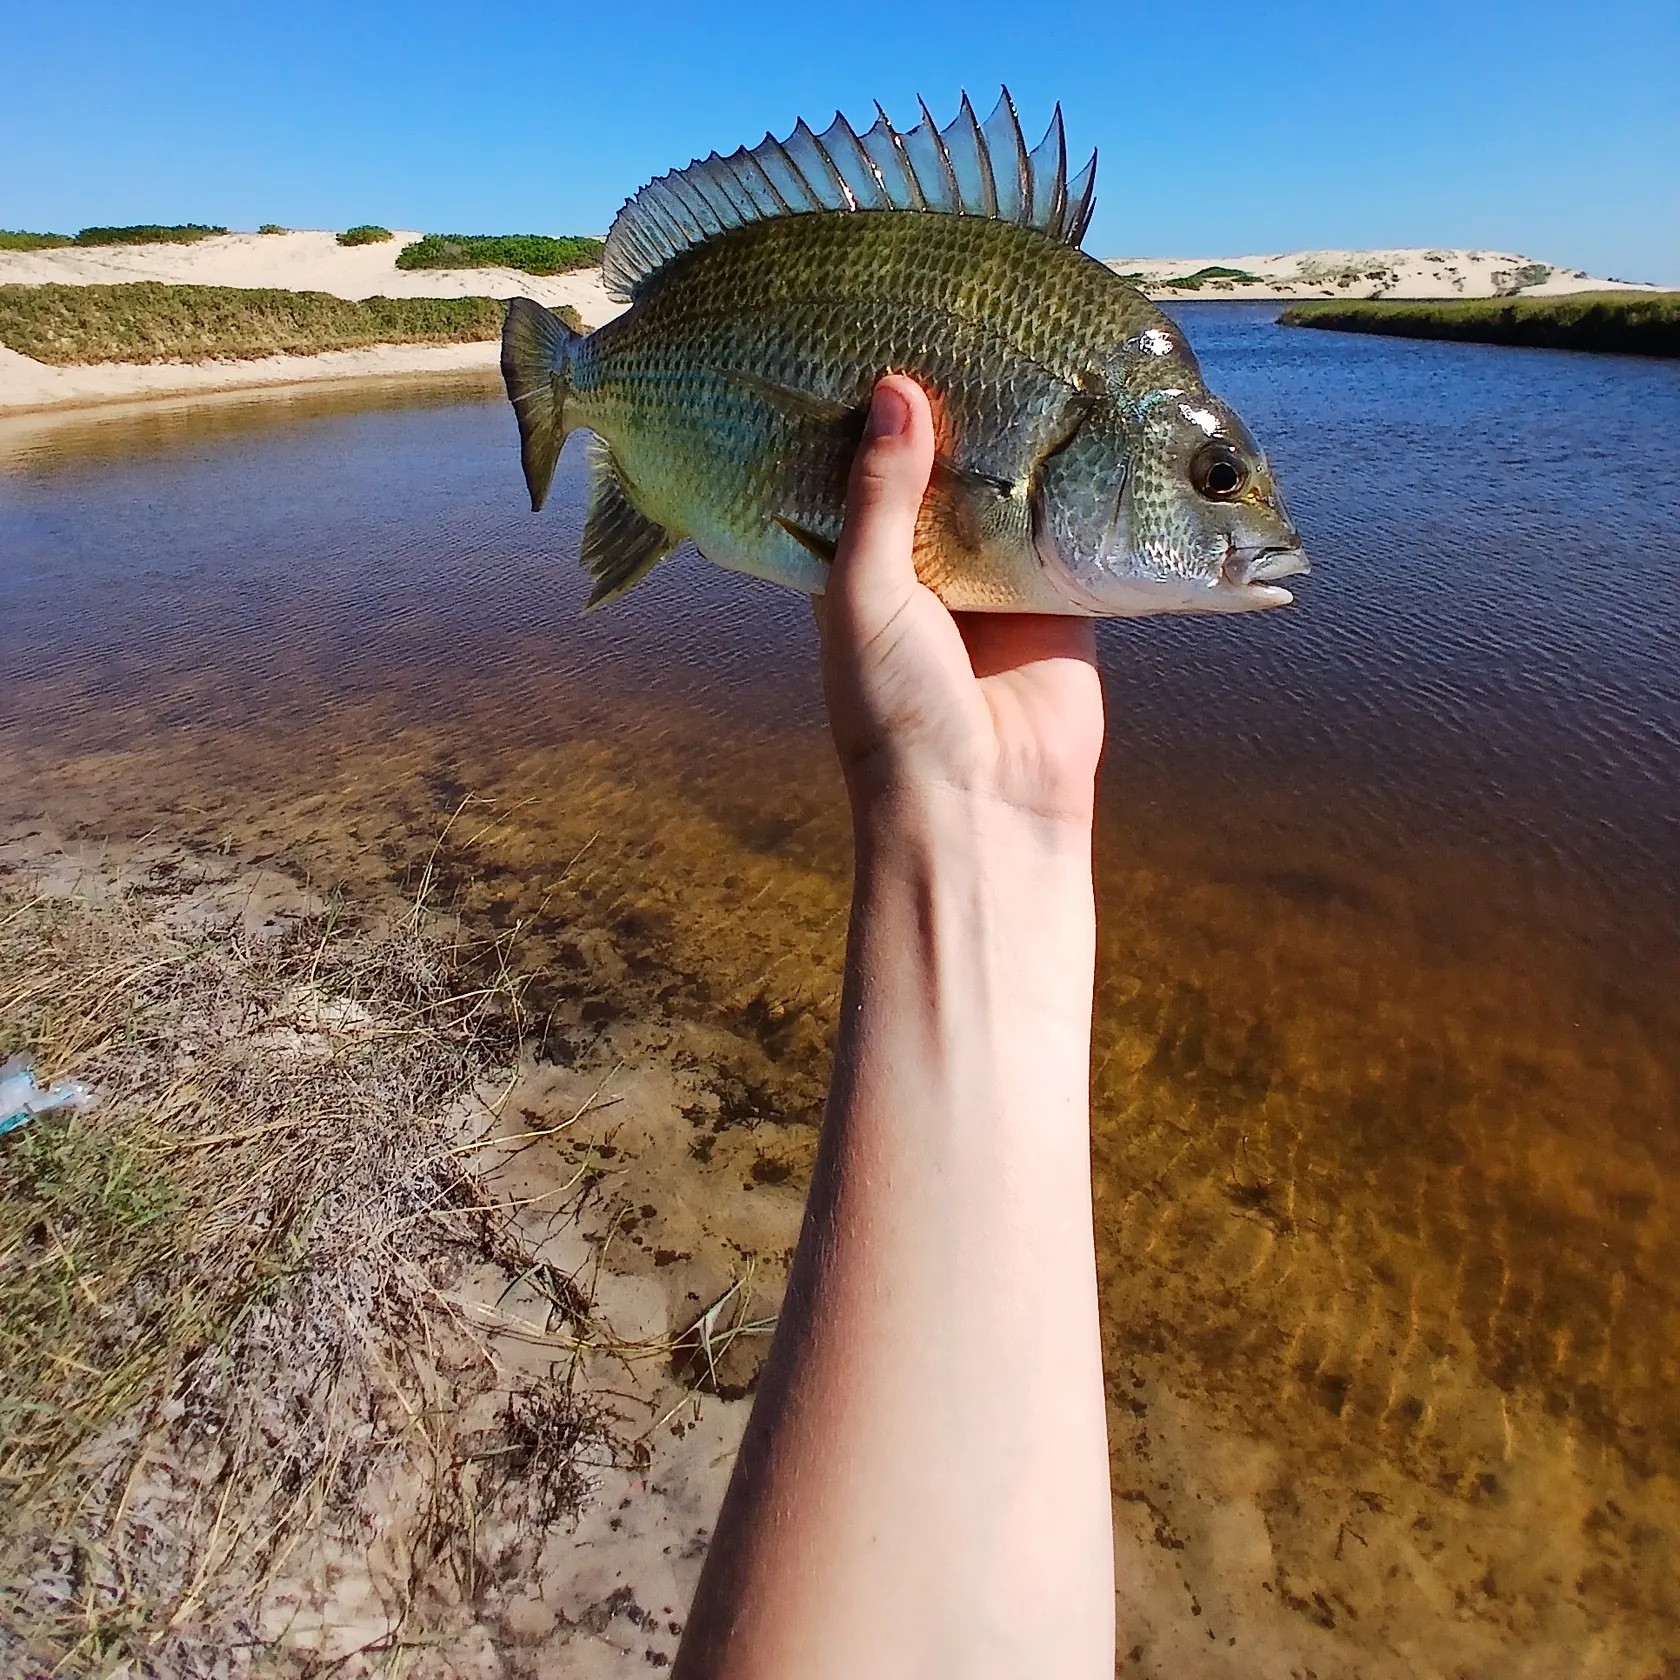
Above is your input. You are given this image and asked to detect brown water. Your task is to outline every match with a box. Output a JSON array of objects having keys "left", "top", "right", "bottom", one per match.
[{"left": 2, "top": 311, "right": 1677, "bottom": 1673}]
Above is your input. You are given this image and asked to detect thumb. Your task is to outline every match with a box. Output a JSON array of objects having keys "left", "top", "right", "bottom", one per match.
[{"left": 829, "top": 375, "right": 936, "bottom": 634}]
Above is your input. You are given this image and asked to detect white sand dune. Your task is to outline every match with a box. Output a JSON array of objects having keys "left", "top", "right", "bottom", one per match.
[
  {"left": 1105, "top": 246, "right": 1654, "bottom": 300},
  {"left": 0, "top": 229, "right": 623, "bottom": 320},
  {"left": 0, "top": 230, "right": 1650, "bottom": 413}
]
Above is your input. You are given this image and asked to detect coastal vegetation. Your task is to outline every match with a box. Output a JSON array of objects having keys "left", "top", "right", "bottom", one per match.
[
  {"left": 1, "top": 225, "right": 228, "bottom": 250},
  {"left": 396, "top": 232, "right": 605, "bottom": 275},
  {"left": 0, "top": 282, "right": 583, "bottom": 365},
  {"left": 258, "top": 222, "right": 286, "bottom": 234},
  {"left": 337, "top": 224, "right": 394, "bottom": 246},
  {"left": 69, "top": 224, "right": 228, "bottom": 246},
  {"left": 1111, "top": 264, "right": 1264, "bottom": 291},
  {"left": 1161, "top": 265, "right": 1264, "bottom": 290},
  {"left": 1279, "top": 291, "right": 1679, "bottom": 356}
]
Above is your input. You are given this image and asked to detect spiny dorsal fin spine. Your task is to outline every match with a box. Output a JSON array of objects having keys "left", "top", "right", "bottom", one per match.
[
  {"left": 918, "top": 97, "right": 961, "bottom": 209},
  {"left": 1045, "top": 109, "right": 1069, "bottom": 235},
  {"left": 870, "top": 102, "right": 926, "bottom": 211},
  {"left": 794, "top": 117, "right": 853, "bottom": 208},
  {"left": 827, "top": 114, "right": 888, "bottom": 210},
  {"left": 1066, "top": 152, "right": 1098, "bottom": 245},
  {"left": 600, "top": 92, "right": 1100, "bottom": 301},
  {"left": 740, "top": 147, "right": 793, "bottom": 216},
  {"left": 958, "top": 94, "right": 998, "bottom": 218}
]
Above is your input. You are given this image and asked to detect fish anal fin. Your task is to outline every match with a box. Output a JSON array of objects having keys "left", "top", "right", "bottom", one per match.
[{"left": 581, "top": 441, "right": 679, "bottom": 610}]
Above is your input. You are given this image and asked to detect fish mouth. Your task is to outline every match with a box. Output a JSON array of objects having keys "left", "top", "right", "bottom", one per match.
[{"left": 1223, "top": 543, "right": 1311, "bottom": 587}]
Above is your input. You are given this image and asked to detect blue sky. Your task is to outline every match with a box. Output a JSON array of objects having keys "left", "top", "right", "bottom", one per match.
[{"left": 4, "top": 0, "right": 1676, "bottom": 283}]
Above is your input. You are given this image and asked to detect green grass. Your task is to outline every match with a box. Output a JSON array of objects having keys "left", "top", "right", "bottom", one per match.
[
  {"left": 0, "top": 231, "right": 73, "bottom": 251},
  {"left": 0, "top": 282, "right": 573, "bottom": 365},
  {"left": 337, "top": 224, "right": 394, "bottom": 246},
  {"left": 397, "top": 232, "right": 605, "bottom": 275},
  {"left": 70, "top": 224, "right": 227, "bottom": 246},
  {"left": 1278, "top": 291, "right": 1680, "bottom": 357}
]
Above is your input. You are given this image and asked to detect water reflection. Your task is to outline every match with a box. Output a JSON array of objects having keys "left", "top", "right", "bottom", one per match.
[{"left": 2, "top": 308, "right": 1676, "bottom": 1669}]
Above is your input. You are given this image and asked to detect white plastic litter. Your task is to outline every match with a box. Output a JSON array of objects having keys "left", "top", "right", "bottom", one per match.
[{"left": 0, "top": 1053, "right": 96, "bottom": 1138}]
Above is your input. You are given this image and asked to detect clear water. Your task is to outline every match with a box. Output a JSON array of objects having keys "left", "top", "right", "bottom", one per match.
[{"left": 2, "top": 307, "right": 1676, "bottom": 1670}]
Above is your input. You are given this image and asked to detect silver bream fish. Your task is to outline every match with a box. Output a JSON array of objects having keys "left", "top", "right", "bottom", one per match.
[{"left": 502, "top": 92, "right": 1308, "bottom": 615}]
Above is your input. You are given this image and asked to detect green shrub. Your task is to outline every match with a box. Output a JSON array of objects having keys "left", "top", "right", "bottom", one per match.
[
  {"left": 0, "top": 282, "right": 588, "bottom": 365},
  {"left": 0, "top": 230, "right": 73, "bottom": 251},
  {"left": 1278, "top": 292, "right": 1680, "bottom": 358},
  {"left": 338, "top": 225, "right": 394, "bottom": 246},
  {"left": 258, "top": 223, "right": 287, "bottom": 235},
  {"left": 72, "top": 224, "right": 227, "bottom": 246},
  {"left": 1161, "top": 266, "right": 1263, "bottom": 290},
  {"left": 396, "top": 232, "right": 604, "bottom": 275}
]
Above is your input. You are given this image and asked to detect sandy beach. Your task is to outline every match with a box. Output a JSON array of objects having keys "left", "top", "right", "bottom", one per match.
[{"left": 0, "top": 231, "right": 1650, "bottom": 414}]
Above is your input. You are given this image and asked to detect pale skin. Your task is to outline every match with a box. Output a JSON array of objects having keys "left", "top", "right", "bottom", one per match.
[{"left": 672, "top": 375, "right": 1115, "bottom": 1678}]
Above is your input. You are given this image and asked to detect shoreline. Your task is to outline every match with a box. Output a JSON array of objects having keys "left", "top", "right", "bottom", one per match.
[
  {"left": 1279, "top": 291, "right": 1680, "bottom": 357},
  {"left": 2, "top": 231, "right": 1659, "bottom": 416},
  {"left": 0, "top": 338, "right": 506, "bottom": 415},
  {"left": 0, "top": 334, "right": 503, "bottom": 413}
]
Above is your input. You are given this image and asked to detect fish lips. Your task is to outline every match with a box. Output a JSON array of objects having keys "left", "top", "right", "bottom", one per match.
[{"left": 1223, "top": 543, "right": 1312, "bottom": 587}]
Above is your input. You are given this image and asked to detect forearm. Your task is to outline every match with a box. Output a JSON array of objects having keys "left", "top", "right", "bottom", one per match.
[{"left": 675, "top": 786, "right": 1114, "bottom": 1678}]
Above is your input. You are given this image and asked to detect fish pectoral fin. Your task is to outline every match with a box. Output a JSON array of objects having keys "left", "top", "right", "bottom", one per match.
[
  {"left": 924, "top": 457, "right": 1030, "bottom": 555},
  {"left": 581, "top": 440, "right": 679, "bottom": 611},
  {"left": 774, "top": 516, "right": 837, "bottom": 565},
  {"left": 933, "top": 456, "right": 1018, "bottom": 499},
  {"left": 727, "top": 369, "right": 863, "bottom": 431}
]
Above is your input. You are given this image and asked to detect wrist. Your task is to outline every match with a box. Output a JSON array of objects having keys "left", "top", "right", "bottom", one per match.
[
  {"left": 848, "top": 775, "right": 1096, "bottom": 869},
  {"left": 847, "top": 780, "right": 1097, "bottom": 1047}
]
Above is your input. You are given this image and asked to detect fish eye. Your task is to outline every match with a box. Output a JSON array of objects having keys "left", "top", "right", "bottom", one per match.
[{"left": 1191, "top": 442, "right": 1248, "bottom": 501}]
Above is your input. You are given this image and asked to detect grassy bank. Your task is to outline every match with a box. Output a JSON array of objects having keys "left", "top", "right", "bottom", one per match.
[
  {"left": 397, "top": 232, "right": 605, "bottom": 275},
  {"left": 0, "top": 283, "right": 580, "bottom": 366},
  {"left": 0, "top": 846, "right": 633, "bottom": 1671},
  {"left": 1279, "top": 291, "right": 1680, "bottom": 356}
]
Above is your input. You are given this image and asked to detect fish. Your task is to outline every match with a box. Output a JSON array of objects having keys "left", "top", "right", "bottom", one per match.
[{"left": 501, "top": 91, "right": 1308, "bottom": 617}]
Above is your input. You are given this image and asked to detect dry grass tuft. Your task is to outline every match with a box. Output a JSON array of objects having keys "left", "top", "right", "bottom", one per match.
[{"left": 0, "top": 850, "right": 625, "bottom": 1675}]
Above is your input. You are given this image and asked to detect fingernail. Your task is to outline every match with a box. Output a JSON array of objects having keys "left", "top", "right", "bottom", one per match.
[{"left": 866, "top": 382, "right": 910, "bottom": 439}]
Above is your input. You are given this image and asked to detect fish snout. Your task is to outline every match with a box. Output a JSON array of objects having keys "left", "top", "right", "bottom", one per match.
[{"left": 1222, "top": 543, "right": 1311, "bottom": 588}]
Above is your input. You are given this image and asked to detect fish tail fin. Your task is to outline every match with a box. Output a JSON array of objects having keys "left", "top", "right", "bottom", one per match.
[{"left": 501, "top": 297, "right": 578, "bottom": 511}]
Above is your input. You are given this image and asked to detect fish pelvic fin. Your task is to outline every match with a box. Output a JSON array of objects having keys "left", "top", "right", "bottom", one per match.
[
  {"left": 774, "top": 516, "right": 837, "bottom": 565},
  {"left": 581, "top": 440, "right": 679, "bottom": 610},
  {"left": 501, "top": 297, "right": 578, "bottom": 512}
]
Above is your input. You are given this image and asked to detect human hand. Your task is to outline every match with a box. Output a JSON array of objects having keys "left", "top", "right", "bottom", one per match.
[{"left": 816, "top": 377, "right": 1106, "bottom": 829}]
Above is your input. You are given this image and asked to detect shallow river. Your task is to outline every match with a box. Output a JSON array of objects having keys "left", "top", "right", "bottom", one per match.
[{"left": 3, "top": 304, "right": 1677, "bottom": 1672}]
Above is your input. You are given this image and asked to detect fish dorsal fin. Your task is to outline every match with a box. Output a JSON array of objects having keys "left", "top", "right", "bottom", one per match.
[{"left": 601, "top": 89, "right": 1098, "bottom": 301}]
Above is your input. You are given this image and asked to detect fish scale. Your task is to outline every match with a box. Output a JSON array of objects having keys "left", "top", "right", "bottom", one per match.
[{"left": 501, "top": 93, "right": 1307, "bottom": 616}]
